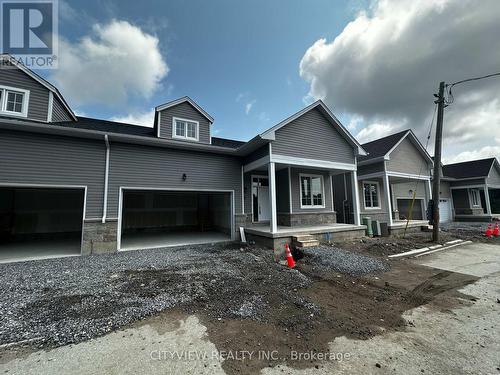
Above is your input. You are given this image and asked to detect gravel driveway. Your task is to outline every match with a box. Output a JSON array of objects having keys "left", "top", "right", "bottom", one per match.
[{"left": 0, "top": 243, "right": 390, "bottom": 350}]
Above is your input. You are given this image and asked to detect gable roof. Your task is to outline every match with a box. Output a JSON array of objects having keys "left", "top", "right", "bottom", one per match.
[
  {"left": 259, "top": 100, "right": 367, "bottom": 156},
  {"left": 358, "top": 129, "right": 433, "bottom": 165},
  {"left": 0, "top": 54, "right": 77, "bottom": 121},
  {"left": 155, "top": 96, "right": 214, "bottom": 123},
  {"left": 442, "top": 157, "right": 498, "bottom": 179}
]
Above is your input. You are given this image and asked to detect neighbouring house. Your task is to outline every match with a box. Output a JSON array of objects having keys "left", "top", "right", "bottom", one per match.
[
  {"left": 356, "top": 130, "right": 434, "bottom": 233},
  {"left": 440, "top": 158, "right": 500, "bottom": 221},
  {"left": 0, "top": 55, "right": 368, "bottom": 261}
]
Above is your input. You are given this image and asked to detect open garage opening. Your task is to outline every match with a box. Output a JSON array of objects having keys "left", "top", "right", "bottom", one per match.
[
  {"left": 0, "top": 186, "right": 84, "bottom": 263},
  {"left": 119, "top": 190, "right": 233, "bottom": 251}
]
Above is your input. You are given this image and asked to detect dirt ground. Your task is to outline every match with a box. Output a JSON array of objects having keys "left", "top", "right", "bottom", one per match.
[{"left": 0, "top": 224, "right": 498, "bottom": 374}]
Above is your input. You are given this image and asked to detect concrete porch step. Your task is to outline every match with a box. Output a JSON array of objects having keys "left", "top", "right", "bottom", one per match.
[
  {"left": 293, "top": 239, "right": 320, "bottom": 248},
  {"left": 293, "top": 235, "right": 316, "bottom": 242}
]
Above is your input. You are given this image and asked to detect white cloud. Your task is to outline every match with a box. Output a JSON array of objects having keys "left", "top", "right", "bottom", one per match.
[
  {"left": 355, "top": 122, "right": 400, "bottom": 144},
  {"left": 110, "top": 109, "right": 155, "bottom": 127},
  {"left": 51, "top": 20, "right": 168, "bottom": 107},
  {"left": 258, "top": 112, "right": 270, "bottom": 123},
  {"left": 245, "top": 100, "right": 256, "bottom": 115},
  {"left": 300, "top": 0, "right": 500, "bottom": 160},
  {"left": 443, "top": 146, "right": 500, "bottom": 164}
]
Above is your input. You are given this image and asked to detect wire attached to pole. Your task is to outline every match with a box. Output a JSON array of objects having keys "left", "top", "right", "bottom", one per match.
[{"left": 445, "top": 72, "right": 500, "bottom": 104}]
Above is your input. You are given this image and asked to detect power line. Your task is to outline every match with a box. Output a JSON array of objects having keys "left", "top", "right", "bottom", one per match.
[{"left": 445, "top": 72, "right": 500, "bottom": 104}]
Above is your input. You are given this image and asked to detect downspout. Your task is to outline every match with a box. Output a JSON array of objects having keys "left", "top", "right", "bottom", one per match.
[{"left": 102, "top": 134, "right": 110, "bottom": 223}]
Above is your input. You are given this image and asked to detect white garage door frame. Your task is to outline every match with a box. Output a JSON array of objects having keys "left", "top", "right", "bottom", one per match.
[
  {"left": 439, "top": 198, "right": 452, "bottom": 223},
  {"left": 117, "top": 186, "right": 235, "bottom": 251},
  {"left": 0, "top": 182, "right": 87, "bottom": 255}
]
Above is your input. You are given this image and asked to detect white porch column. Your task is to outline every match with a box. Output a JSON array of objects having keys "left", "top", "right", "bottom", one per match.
[
  {"left": 383, "top": 172, "right": 393, "bottom": 226},
  {"left": 484, "top": 184, "right": 492, "bottom": 215},
  {"left": 351, "top": 170, "right": 361, "bottom": 225},
  {"left": 268, "top": 162, "right": 278, "bottom": 233}
]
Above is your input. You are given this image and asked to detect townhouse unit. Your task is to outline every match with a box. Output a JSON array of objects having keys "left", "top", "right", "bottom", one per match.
[{"left": 0, "top": 55, "right": 368, "bottom": 260}]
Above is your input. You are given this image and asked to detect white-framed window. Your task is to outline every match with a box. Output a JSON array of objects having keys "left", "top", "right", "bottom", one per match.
[
  {"left": 172, "top": 117, "right": 199, "bottom": 141},
  {"left": 469, "top": 189, "right": 481, "bottom": 207},
  {"left": 300, "top": 174, "right": 325, "bottom": 208},
  {"left": 0, "top": 85, "right": 29, "bottom": 117},
  {"left": 363, "top": 181, "right": 380, "bottom": 209}
]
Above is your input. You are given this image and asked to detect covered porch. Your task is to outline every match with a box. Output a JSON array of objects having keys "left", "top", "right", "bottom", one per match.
[
  {"left": 451, "top": 184, "right": 500, "bottom": 221},
  {"left": 241, "top": 153, "right": 364, "bottom": 240},
  {"left": 357, "top": 171, "right": 432, "bottom": 231}
]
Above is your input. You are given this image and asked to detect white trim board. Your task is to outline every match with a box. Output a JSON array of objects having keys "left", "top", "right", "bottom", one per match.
[
  {"left": 116, "top": 187, "right": 236, "bottom": 251},
  {"left": 270, "top": 154, "right": 356, "bottom": 171},
  {"left": 156, "top": 96, "right": 214, "bottom": 123},
  {"left": 47, "top": 91, "right": 53, "bottom": 122}
]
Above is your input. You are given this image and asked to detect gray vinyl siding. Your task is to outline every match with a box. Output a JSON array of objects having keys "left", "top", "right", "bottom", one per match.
[
  {"left": 158, "top": 102, "right": 211, "bottom": 144},
  {"left": 358, "top": 161, "right": 385, "bottom": 176},
  {"left": 391, "top": 181, "right": 428, "bottom": 200},
  {"left": 386, "top": 137, "right": 431, "bottom": 176},
  {"left": 244, "top": 144, "right": 269, "bottom": 165},
  {"left": 0, "top": 129, "right": 105, "bottom": 219},
  {"left": 0, "top": 65, "right": 49, "bottom": 122},
  {"left": 450, "top": 178, "right": 485, "bottom": 187},
  {"left": 271, "top": 107, "right": 355, "bottom": 164},
  {"left": 51, "top": 96, "right": 73, "bottom": 122},
  {"left": 439, "top": 181, "right": 452, "bottom": 198},
  {"left": 107, "top": 142, "right": 242, "bottom": 218},
  {"left": 487, "top": 165, "right": 500, "bottom": 186},
  {"left": 290, "top": 168, "right": 333, "bottom": 213}
]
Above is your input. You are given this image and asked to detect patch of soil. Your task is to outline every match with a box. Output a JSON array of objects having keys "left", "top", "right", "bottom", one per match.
[
  {"left": 198, "top": 260, "right": 478, "bottom": 375},
  {"left": 335, "top": 232, "right": 460, "bottom": 257}
]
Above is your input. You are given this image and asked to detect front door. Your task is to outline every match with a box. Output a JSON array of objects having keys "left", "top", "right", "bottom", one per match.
[
  {"left": 258, "top": 186, "right": 270, "bottom": 221},
  {"left": 252, "top": 176, "right": 271, "bottom": 222}
]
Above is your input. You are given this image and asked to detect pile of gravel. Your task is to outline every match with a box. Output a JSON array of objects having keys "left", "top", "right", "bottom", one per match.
[
  {"left": 0, "top": 243, "right": 311, "bottom": 348},
  {"left": 300, "top": 246, "right": 390, "bottom": 276}
]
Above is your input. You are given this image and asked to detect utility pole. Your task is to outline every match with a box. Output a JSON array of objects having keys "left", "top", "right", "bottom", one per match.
[{"left": 432, "top": 81, "right": 445, "bottom": 242}]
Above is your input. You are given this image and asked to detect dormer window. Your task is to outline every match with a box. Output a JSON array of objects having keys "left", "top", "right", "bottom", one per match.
[
  {"left": 0, "top": 85, "right": 29, "bottom": 117},
  {"left": 172, "top": 117, "right": 199, "bottom": 141}
]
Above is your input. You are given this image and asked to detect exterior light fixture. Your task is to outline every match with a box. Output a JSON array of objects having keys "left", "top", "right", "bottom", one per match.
[{"left": 182, "top": 173, "right": 187, "bottom": 181}]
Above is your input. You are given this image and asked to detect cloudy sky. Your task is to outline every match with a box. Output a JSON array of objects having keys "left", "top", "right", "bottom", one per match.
[{"left": 40, "top": 0, "right": 500, "bottom": 163}]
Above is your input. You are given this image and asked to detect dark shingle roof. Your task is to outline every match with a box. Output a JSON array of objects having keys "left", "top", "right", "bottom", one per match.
[
  {"left": 359, "top": 129, "right": 409, "bottom": 161},
  {"left": 442, "top": 158, "right": 496, "bottom": 179},
  {"left": 54, "top": 116, "right": 156, "bottom": 137},
  {"left": 211, "top": 137, "right": 245, "bottom": 148},
  {"left": 52, "top": 117, "right": 244, "bottom": 149}
]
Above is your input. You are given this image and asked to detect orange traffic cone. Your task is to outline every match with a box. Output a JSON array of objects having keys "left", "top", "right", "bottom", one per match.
[
  {"left": 485, "top": 224, "right": 493, "bottom": 237},
  {"left": 285, "top": 243, "right": 295, "bottom": 268},
  {"left": 493, "top": 223, "right": 499, "bottom": 237}
]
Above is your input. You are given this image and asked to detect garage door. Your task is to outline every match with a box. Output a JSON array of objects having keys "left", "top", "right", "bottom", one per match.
[
  {"left": 0, "top": 187, "right": 85, "bottom": 262},
  {"left": 439, "top": 199, "right": 452, "bottom": 223},
  {"left": 397, "top": 198, "right": 424, "bottom": 220},
  {"left": 119, "top": 190, "right": 233, "bottom": 251}
]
